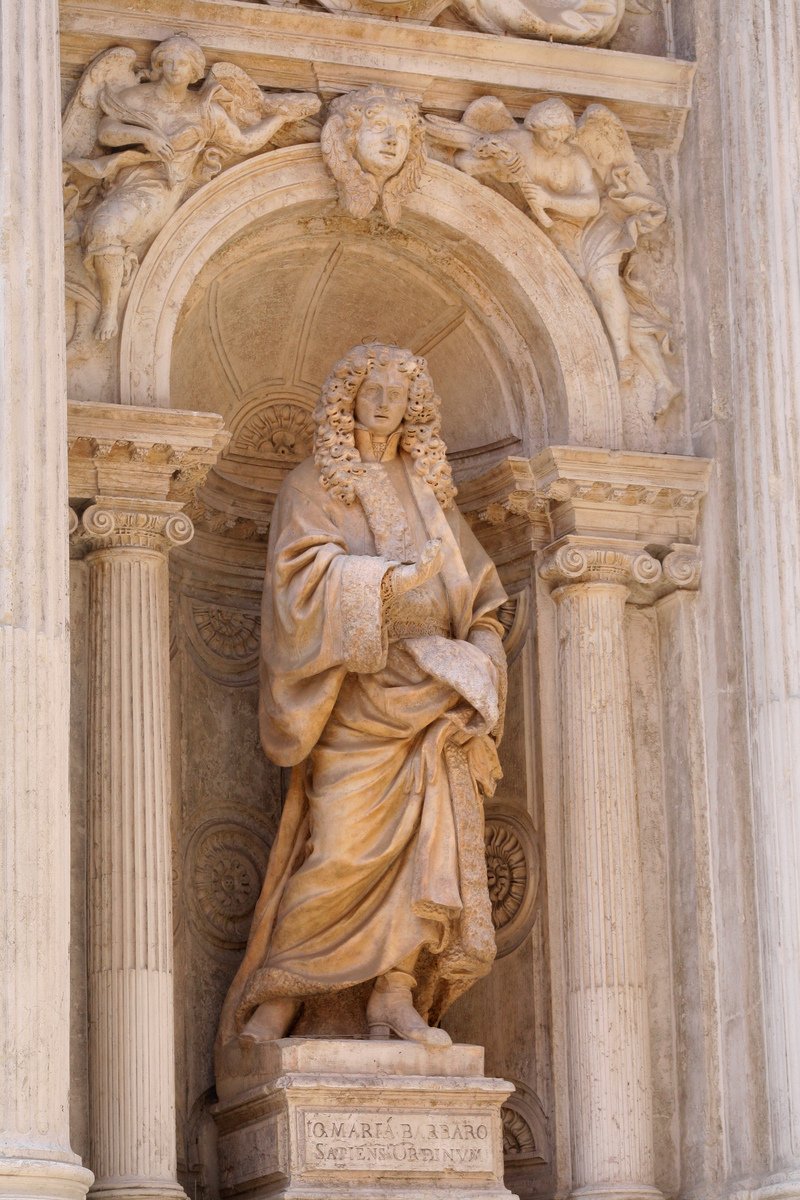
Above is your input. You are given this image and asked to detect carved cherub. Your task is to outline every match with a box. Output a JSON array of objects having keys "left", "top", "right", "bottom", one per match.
[
  {"left": 62, "top": 35, "right": 321, "bottom": 349},
  {"left": 451, "top": 0, "right": 624, "bottom": 43},
  {"left": 426, "top": 96, "right": 680, "bottom": 412},
  {"left": 320, "top": 86, "right": 427, "bottom": 225}
]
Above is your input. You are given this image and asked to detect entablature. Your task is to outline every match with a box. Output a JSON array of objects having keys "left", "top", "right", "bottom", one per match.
[{"left": 60, "top": 0, "right": 694, "bottom": 149}]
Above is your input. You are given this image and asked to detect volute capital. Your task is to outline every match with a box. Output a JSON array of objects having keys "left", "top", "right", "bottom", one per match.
[
  {"left": 539, "top": 537, "right": 702, "bottom": 603},
  {"left": 539, "top": 539, "right": 662, "bottom": 593},
  {"left": 79, "top": 498, "right": 195, "bottom": 555}
]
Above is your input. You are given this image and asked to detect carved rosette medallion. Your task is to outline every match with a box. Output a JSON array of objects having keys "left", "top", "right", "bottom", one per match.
[
  {"left": 186, "top": 821, "right": 269, "bottom": 953},
  {"left": 232, "top": 400, "right": 315, "bottom": 464},
  {"left": 484, "top": 805, "right": 540, "bottom": 957},
  {"left": 181, "top": 595, "right": 261, "bottom": 686}
]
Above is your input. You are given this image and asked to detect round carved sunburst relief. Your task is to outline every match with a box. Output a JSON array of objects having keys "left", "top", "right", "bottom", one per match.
[
  {"left": 181, "top": 595, "right": 261, "bottom": 686},
  {"left": 484, "top": 805, "right": 540, "bottom": 957},
  {"left": 186, "top": 821, "right": 269, "bottom": 952}
]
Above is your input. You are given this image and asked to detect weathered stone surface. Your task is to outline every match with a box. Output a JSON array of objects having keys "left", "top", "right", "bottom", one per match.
[{"left": 214, "top": 1039, "right": 516, "bottom": 1199}]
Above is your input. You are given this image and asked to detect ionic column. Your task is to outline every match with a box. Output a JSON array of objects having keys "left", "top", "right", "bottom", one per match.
[
  {"left": 81, "top": 499, "right": 193, "bottom": 1200},
  {"left": 541, "top": 541, "right": 664, "bottom": 1200},
  {"left": 0, "top": 0, "right": 93, "bottom": 1195}
]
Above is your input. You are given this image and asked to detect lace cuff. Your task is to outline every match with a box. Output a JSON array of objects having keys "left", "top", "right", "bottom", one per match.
[{"left": 339, "top": 555, "right": 394, "bottom": 674}]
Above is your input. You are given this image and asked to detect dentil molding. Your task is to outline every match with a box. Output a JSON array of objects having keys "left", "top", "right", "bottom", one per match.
[{"left": 68, "top": 400, "right": 230, "bottom": 505}]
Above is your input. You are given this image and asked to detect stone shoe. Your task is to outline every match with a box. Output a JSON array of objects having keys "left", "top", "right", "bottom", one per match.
[
  {"left": 366, "top": 970, "right": 452, "bottom": 1047},
  {"left": 239, "top": 997, "right": 300, "bottom": 1045}
]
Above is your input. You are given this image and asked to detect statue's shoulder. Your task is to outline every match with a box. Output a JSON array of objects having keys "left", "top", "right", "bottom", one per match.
[{"left": 276, "top": 455, "right": 325, "bottom": 504}]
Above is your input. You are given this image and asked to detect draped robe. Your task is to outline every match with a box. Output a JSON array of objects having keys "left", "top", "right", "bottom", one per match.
[{"left": 217, "top": 439, "right": 508, "bottom": 1046}]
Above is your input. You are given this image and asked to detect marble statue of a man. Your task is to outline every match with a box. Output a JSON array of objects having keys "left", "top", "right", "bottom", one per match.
[{"left": 216, "top": 343, "right": 507, "bottom": 1055}]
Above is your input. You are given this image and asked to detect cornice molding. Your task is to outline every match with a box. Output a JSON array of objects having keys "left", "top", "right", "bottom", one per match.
[
  {"left": 68, "top": 400, "right": 230, "bottom": 504},
  {"left": 59, "top": 0, "right": 695, "bottom": 150}
]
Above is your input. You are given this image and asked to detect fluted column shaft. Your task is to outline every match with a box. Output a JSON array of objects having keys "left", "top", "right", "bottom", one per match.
[
  {"left": 542, "top": 543, "right": 663, "bottom": 1200},
  {"left": 83, "top": 501, "right": 193, "bottom": 1200},
  {"left": 716, "top": 0, "right": 800, "bottom": 1187},
  {"left": 0, "top": 0, "right": 92, "bottom": 1195}
]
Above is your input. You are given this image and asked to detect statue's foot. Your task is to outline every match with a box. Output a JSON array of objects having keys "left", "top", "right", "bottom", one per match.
[
  {"left": 94, "top": 310, "right": 119, "bottom": 342},
  {"left": 653, "top": 381, "right": 682, "bottom": 418},
  {"left": 367, "top": 970, "right": 452, "bottom": 1048},
  {"left": 239, "top": 997, "right": 300, "bottom": 1045}
]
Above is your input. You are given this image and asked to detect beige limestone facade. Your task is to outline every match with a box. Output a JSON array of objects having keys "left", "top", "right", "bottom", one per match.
[{"left": 2, "top": 0, "right": 799, "bottom": 1197}]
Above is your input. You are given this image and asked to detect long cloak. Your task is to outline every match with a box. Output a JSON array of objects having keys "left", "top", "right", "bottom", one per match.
[{"left": 217, "top": 448, "right": 507, "bottom": 1047}]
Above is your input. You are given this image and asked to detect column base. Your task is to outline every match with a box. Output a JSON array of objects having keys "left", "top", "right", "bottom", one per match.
[
  {"left": 571, "top": 1185, "right": 664, "bottom": 1200},
  {"left": 734, "top": 1171, "right": 800, "bottom": 1200},
  {"left": 88, "top": 1183, "right": 188, "bottom": 1200},
  {"left": 214, "top": 1037, "right": 517, "bottom": 1199},
  {"left": 0, "top": 1157, "right": 93, "bottom": 1200}
]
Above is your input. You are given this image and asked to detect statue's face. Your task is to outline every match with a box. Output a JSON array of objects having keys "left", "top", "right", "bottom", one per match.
[
  {"left": 156, "top": 46, "right": 199, "bottom": 87},
  {"left": 354, "top": 363, "right": 410, "bottom": 435},
  {"left": 355, "top": 105, "right": 412, "bottom": 181},
  {"left": 534, "top": 124, "right": 574, "bottom": 152}
]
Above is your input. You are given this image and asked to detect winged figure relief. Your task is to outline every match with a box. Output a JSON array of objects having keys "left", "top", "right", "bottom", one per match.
[
  {"left": 62, "top": 35, "right": 321, "bottom": 352},
  {"left": 449, "top": 0, "right": 624, "bottom": 42},
  {"left": 426, "top": 96, "right": 680, "bottom": 413}
]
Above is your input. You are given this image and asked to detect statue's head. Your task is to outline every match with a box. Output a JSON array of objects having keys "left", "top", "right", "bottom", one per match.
[
  {"left": 150, "top": 35, "right": 206, "bottom": 86},
  {"left": 524, "top": 97, "right": 576, "bottom": 151},
  {"left": 321, "top": 87, "right": 427, "bottom": 225},
  {"left": 313, "top": 343, "right": 456, "bottom": 508}
]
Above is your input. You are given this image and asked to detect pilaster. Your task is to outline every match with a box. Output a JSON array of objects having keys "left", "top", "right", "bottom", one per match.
[
  {"left": 0, "top": 0, "right": 93, "bottom": 1194},
  {"left": 714, "top": 1, "right": 800, "bottom": 1192}
]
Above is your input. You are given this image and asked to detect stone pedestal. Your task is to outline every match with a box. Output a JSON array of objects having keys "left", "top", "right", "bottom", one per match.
[{"left": 214, "top": 1040, "right": 517, "bottom": 1200}]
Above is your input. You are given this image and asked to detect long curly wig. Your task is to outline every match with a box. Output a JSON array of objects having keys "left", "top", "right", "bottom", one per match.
[
  {"left": 313, "top": 343, "right": 456, "bottom": 509},
  {"left": 320, "top": 87, "right": 427, "bottom": 226}
]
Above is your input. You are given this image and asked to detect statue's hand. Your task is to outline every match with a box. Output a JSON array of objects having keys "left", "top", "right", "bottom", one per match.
[
  {"left": 386, "top": 538, "right": 444, "bottom": 598},
  {"left": 143, "top": 132, "right": 174, "bottom": 161},
  {"left": 475, "top": 135, "right": 516, "bottom": 166}
]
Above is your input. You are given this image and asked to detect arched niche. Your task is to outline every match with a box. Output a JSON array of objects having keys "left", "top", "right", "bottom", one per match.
[{"left": 120, "top": 145, "right": 621, "bottom": 452}]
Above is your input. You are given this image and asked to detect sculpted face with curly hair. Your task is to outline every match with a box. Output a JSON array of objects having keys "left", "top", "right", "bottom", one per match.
[
  {"left": 320, "top": 86, "right": 427, "bottom": 224},
  {"left": 313, "top": 342, "right": 456, "bottom": 508},
  {"left": 217, "top": 343, "right": 508, "bottom": 1068}
]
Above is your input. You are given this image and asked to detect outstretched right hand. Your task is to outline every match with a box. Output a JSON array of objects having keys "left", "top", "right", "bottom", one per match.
[{"left": 387, "top": 538, "right": 445, "bottom": 598}]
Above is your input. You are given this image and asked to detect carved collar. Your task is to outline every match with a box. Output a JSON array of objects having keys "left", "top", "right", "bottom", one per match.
[{"left": 353, "top": 425, "right": 403, "bottom": 463}]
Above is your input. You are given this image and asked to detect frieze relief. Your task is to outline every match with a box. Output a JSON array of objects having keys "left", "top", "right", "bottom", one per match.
[
  {"left": 425, "top": 97, "right": 680, "bottom": 415},
  {"left": 235, "top": 0, "right": 629, "bottom": 43},
  {"left": 63, "top": 37, "right": 680, "bottom": 433},
  {"left": 63, "top": 35, "right": 320, "bottom": 354}
]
